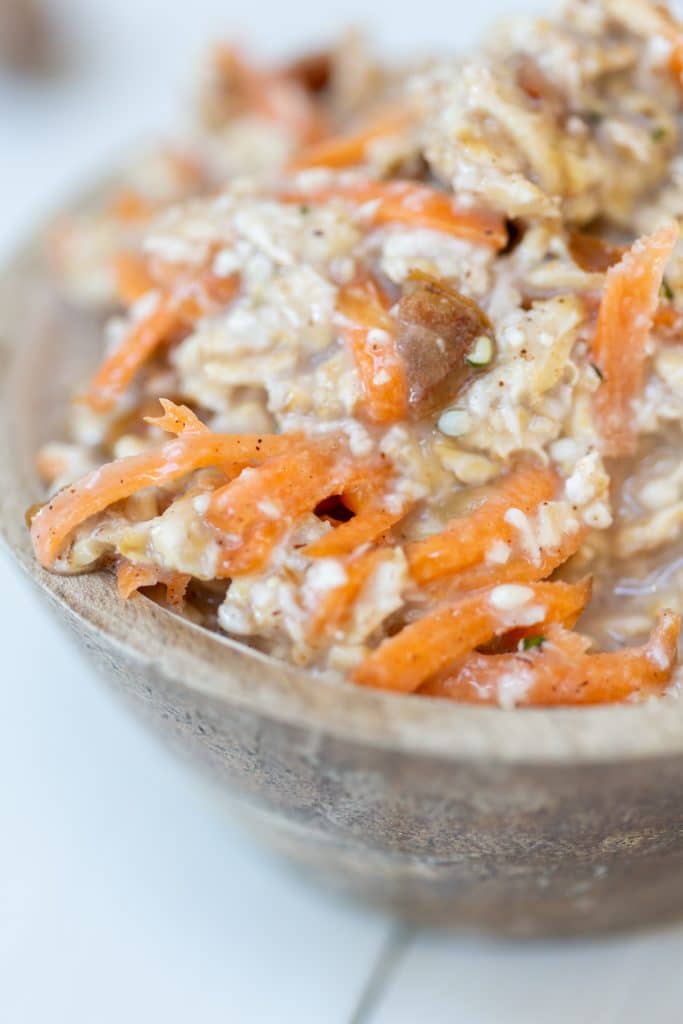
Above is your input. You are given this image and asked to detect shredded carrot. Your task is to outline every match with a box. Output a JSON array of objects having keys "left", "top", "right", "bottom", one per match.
[
  {"left": 287, "top": 107, "right": 412, "bottom": 171},
  {"left": 31, "top": 406, "right": 299, "bottom": 571},
  {"left": 303, "top": 458, "right": 411, "bottom": 558},
  {"left": 336, "top": 273, "right": 408, "bottom": 424},
  {"left": 303, "top": 506, "right": 406, "bottom": 558},
  {"left": 670, "top": 38, "right": 683, "bottom": 85},
  {"left": 213, "top": 44, "right": 330, "bottom": 144},
  {"left": 351, "top": 578, "right": 591, "bottom": 693},
  {"left": 87, "top": 301, "right": 180, "bottom": 412},
  {"left": 208, "top": 439, "right": 379, "bottom": 576},
  {"left": 434, "top": 522, "right": 588, "bottom": 596},
  {"left": 257, "top": 76, "right": 331, "bottom": 145},
  {"left": 307, "top": 547, "right": 389, "bottom": 640},
  {"left": 421, "top": 612, "right": 681, "bottom": 706},
  {"left": 108, "top": 189, "right": 154, "bottom": 222},
  {"left": 617, "top": 5, "right": 683, "bottom": 90},
  {"left": 161, "top": 148, "right": 207, "bottom": 192},
  {"left": 117, "top": 559, "right": 160, "bottom": 598},
  {"left": 144, "top": 397, "right": 209, "bottom": 435},
  {"left": 654, "top": 301, "right": 683, "bottom": 341},
  {"left": 116, "top": 559, "right": 191, "bottom": 610},
  {"left": 84, "top": 270, "right": 240, "bottom": 411},
  {"left": 164, "top": 573, "right": 191, "bottom": 609},
  {"left": 593, "top": 221, "right": 679, "bottom": 456},
  {"left": 113, "top": 252, "right": 156, "bottom": 304},
  {"left": 280, "top": 180, "right": 508, "bottom": 249},
  {"left": 406, "top": 462, "right": 557, "bottom": 586},
  {"left": 552, "top": 612, "right": 681, "bottom": 703}
]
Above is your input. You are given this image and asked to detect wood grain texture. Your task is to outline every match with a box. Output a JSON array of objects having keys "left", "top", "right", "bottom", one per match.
[{"left": 3, "top": 196, "right": 683, "bottom": 934}]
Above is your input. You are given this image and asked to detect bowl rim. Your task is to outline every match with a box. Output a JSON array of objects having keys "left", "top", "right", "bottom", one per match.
[{"left": 4, "top": 187, "right": 683, "bottom": 766}]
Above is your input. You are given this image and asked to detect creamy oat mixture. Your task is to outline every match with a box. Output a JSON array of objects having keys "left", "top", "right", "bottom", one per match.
[
  {"left": 30, "top": 0, "right": 683, "bottom": 705},
  {"left": 50, "top": 32, "right": 397, "bottom": 308}
]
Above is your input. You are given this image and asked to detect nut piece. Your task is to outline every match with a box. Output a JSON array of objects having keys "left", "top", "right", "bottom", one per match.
[{"left": 396, "top": 278, "right": 493, "bottom": 418}]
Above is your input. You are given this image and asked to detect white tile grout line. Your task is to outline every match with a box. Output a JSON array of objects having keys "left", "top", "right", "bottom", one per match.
[{"left": 348, "top": 922, "right": 415, "bottom": 1024}]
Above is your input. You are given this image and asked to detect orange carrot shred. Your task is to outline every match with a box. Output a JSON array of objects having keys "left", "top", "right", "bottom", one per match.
[
  {"left": 280, "top": 180, "right": 508, "bottom": 249},
  {"left": 144, "top": 398, "right": 209, "bottom": 436},
  {"left": 653, "top": 301, "right": 683, "bottom": 342},
  {"left": 87, "top": 300, "right": 180, "bottom": 412},
  {"left": 304, "top": 458, "right": 411, "bottom": 558},
  {"left": 84, "top": 270, "right": 240, "bottom": 411},
  {"left": 208, "top": 439, "right": 378, "bottom": 576},
  {"left": 108, "top": 189, "right": 153, "bottom": 222},
  {"left": 351, "top": 578, "right": 591, "bottom": 693},
  {"left": 421, "top": 612, "right": 681, "bottom": 706},
  {"left": 287, "top": 107, "right": 412, "bottom": 171},
  {"left": 593, "top": 221, "right": 679, "bottom": 456},
  {"left": 116, "top": 559, "right": 191, "bottom": 610},
  {"left": 117, "top": 559, "right": 159, "bottom": 598},
  {"left": 164, "top": 573, "right": 191, "bottom": 609},
  {"left": 670, "top": 38, "right": 683, "bottom": 85},
  {"left": 212, "top": 44, "right": 330, "bottom": 144},
  {"left": 307, "top": 547, "right": 389, "bottom": 640},
  {"left": 337, "top": 273, "right": 408, "bottom": 425},
  {"left": 432, "top": 522, "right": 588, "bottom": 596},
  {"left": 31, "top": 407, "right": 300, "bottom": 571},
  {"left": 303, "top": 505, "right": 408, "bottom": 558},
  {"left": 258, "top": 76, "right": 331, "bottom": 145},
  {"left": 406, "top": 462, "right": 558, "bottom": 586},
  {"left": 113, "top": 252, "right": 156, "bottom": 304}
]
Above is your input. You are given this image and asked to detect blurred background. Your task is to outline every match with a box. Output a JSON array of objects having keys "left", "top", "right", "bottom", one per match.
[
  {"left": 4, "top": 1, "right": 683, "bottom": 1022},
  {"left": 0, "top": 0, "right": 550, "bottom": 250}
]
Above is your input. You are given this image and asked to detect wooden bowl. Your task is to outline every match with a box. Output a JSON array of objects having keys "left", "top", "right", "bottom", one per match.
[{"left": 3, "top": 203, "right": 683, "bottom": 936}]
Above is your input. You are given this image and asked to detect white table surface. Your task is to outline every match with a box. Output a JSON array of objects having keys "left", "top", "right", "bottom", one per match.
[{"left": 3, "top": 2, "right": 683, "bottom": 1021}]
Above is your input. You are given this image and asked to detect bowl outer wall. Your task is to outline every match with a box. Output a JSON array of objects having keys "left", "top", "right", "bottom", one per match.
[{"left": 3, "top": 196, "right": 683, "bottom": 933}]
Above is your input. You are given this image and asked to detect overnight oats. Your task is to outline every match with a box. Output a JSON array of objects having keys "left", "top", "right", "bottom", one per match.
[{"left": 28, "top": 0, "right": 683, "bottom": 706}]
